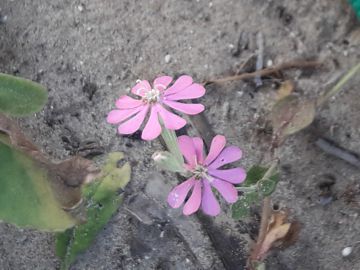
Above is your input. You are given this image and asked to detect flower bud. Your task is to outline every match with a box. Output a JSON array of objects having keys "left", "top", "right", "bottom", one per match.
[{"left": 152, "top": 151, "right": 186, "bottom": 173}]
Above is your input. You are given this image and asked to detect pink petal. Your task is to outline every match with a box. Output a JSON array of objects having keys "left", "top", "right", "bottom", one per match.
[
  {"left": 157, "top": 105, "right": 186, "bottom": 130},
  {"left": 208, "top": 146, "right": 242, "bottom": 169},
  {"left": 208, "top": 168, "right": 246, "bottom": 184},
  {"left": 204, "top": 135, "right": 226, "bottom": 166},
  {"left": 117, "top": 105, "right": 149, "bottom": 134},
  {"left": 192, "top": 137, "right": 204, "bottom": 164},
  {"left": 141, "top": 106, "right": 161, "bottom": 140},
  {"left": 183, "top": 180, "right": 202, "bottom": 215},
  {"left": 201, "top": 180, "right": 220, "bottom": 216},
  {"left": 164, "top": 75, "right": 193, "bottom": 96},
  {"left": 165, "top": 83, "right": 205, "bottom": 101},
  {"left": 210, "top": 178, "right": 238, "bottom": 203},
  {"left": 106, "top": 106, "right": 144, "bottom": 124},
  {"left": 163, "top": 100, "right": 204, "bottom": 115},
  {"left": 177, "top": 135, "right": 197, "bottom": 167},
  {"left": 131, "top": 80, "right": 151, "bottom": 97},
  {"left": 167, "top": 177, "right": 195, "bottom": 208},
  {"left": 153, "top": 76, "right": 173, "bottom": 91},
  {"left": 115, "top": 96, "right": 143, "bottom": 109}
]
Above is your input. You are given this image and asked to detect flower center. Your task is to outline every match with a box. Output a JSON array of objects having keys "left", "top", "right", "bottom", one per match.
[
  {"left": 143, "top": 88, "right": 161, "bottom": 103},
  {"left": 192, "top": 165, "right": 211, "bottom": 181}
]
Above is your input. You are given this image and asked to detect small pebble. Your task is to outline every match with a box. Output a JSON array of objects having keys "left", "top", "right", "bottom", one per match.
[
  {"left": 0, "top": 15, "right": 8, "bottom": 23},
  {"left": 164, "top": 54, "right": 171, "bottom": 64},
  {"left": 342, "top": 247, "right": 352, "bottom": 257},
  {"left": 77, "top": 4, "right": 85, "bottom": 12}
]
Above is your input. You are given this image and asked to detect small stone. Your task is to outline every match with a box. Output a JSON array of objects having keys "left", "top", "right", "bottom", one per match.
[
  {"left": 77, "top": 4, "right": 85, "bottom": 12},
  {"left": 0, "top": 15, "right": 8, "bottom": 23},
  {"left": 289, "top": 32, "right": 296, "bottom": 38},
  {"left": 164, "top": 54, "right": 172, "bottom": 64},
  {"left": 342, "top": 247, "right": 352, "bottom": 257},
  {"left": 267, "top": 59, "right": 273, "bottom": 67}
]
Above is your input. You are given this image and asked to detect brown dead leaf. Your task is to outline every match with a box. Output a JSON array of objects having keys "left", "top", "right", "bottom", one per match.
[
  {"left": 277, "top": 80, "right": 294, "bottom": 100},
  {"left": 271, "top": 95, "right": 316, "bottom": 146},
  {"left": 256, "top": 209, "right": 300, "bottom": 260},
  {"left": 258, "top": 223, "right": 291, "bottom": 258},
  {"left": 0, "top": 113, "right": 100, "bottom": 210}
]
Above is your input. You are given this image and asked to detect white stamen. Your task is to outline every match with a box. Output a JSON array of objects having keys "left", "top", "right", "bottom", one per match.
[{"left": 144, "top": 88, "right": 161, "bottom": 103}]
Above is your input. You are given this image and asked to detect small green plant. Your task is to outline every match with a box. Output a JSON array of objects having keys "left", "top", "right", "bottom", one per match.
[
  {"left": 0, "top": 74, "right": 131, "bottom": 267},
  {"left": 0, "top": 73, "right": 47, "bottom": 116},
  {"left": 56, "top": 152, "right": 131, "bottom": 270}
]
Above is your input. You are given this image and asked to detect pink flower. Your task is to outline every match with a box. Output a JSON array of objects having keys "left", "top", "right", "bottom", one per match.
[
  {"left": 107, "top": 75, "right": 205, "bottom": 140},
  {"left": 167, "top": 135, "right": 246, "bottom": 216}
]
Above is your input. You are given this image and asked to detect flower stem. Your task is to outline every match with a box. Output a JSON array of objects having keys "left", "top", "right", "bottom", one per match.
[
  {"left": 236, "top": 186, "right": 258, "bottom": 192},
  {"left": 249, "top": 160, "right": 278, "bottom": 263},
  {"left": 317, "top": 62, "right": 360, "bottom": 107},
  {"left": 160, "top": 127, "right": 184, "bottom": 165}
]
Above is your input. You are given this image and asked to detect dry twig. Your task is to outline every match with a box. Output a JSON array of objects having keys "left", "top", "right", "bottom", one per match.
[{"left": 204, "top": 60, "right": 322, "bottom": 85}]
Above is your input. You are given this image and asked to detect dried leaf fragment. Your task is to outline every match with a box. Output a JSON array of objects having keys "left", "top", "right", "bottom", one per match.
[
  {"left": 271, "top": 95, "right": 316, "bottom": 144},
  {"left": 256, "top": 210, "right": 300, "bottom": 260},
  {"left": 276, "top": 80, "right": 294, "bottom": 100}
]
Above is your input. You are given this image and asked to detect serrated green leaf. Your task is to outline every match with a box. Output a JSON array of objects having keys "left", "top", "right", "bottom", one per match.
[
  {"left": 0, "top": 73, "right": 48, "bottom": 116},
  {"left": 232, "top": 192, "right": 259, "bottom": 219},
  {"left": 56, "top": 152, "right": 131, "bottom": 270},
  {"left": 0, "top": 141, "right": 77, "bottom": 231}
]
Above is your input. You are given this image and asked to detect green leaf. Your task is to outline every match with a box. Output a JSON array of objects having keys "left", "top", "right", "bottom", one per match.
[
  {"left": 232, "top": 192, "right": 259, "bottom": 219},
  {"left": 243, "top": 166, "right": 268, "bottom": 187},
  {"left": 0, "top": 141, "right": 77, "bottom": 231},
  {"left": 232, "top": 165, "right": 280, "bottom": 219},
  {"left": 0, "top": 73, "right": 48, "bottom": 116},
  {"left": 258, "top": 179, "right": 278, "bottom": 196},
  {"left": 271, "top": 95, "right": 315, "bottom": 140},
  {"left": 56, "top": 152, "right": 131, "bottom": 270}
]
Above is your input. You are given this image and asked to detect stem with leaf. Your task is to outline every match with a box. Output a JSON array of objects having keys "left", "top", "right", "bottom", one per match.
[
  {"left": 317, "top": 62, "right": 360, "bottom": 107},
  {"left": 249, "top": 160, "right": 278, "bottom": 266}
]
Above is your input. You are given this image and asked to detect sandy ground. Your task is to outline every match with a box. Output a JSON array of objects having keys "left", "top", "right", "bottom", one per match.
[{"left": 1, "top": 0, "right": 360, "bottom": 269}]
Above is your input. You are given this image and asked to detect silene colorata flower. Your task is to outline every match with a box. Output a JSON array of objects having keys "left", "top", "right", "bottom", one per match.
[
  {"left": 107, "top": 75, "right": 205, "bottom": 140},
  {"left": 167, "top": 135, "right": 246, "bottom": 216}
]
